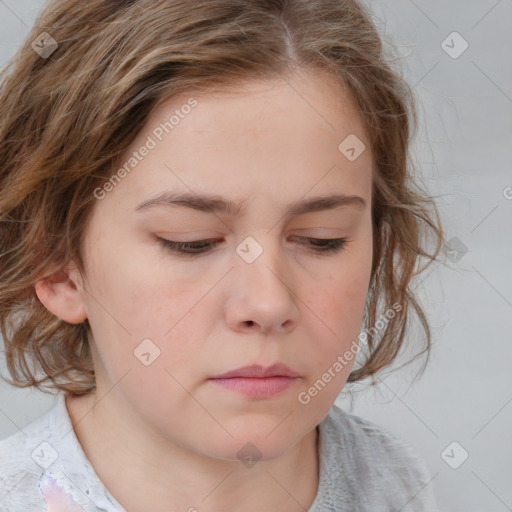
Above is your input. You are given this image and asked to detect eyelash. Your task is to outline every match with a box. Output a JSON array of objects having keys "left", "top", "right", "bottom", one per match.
[{"left": 157, "top": 236, "right": 348, "bottom": 256}]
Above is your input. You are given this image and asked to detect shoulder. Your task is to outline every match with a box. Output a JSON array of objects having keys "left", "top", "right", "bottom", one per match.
[
  {"left": 329, "top": 402, "right": 426, "bottom": 459},
  {"left": 0, "top": 396, "right": 62, "bottom": 510},
  {"left": 325, "top": 402, "right": 432, "bottom": 470},
  {"left": 0, "top": 393, "right": 126, "bottom": 512},
  {"left": 319, "top": 403, "right": 439, "bottom": 511}
]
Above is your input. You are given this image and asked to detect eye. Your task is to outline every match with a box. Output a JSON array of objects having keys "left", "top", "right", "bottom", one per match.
[
  {"left": 157, "top": 238, "right": 219, "bottom": 256},
  {"left": 292, "top": 236, "right": 348, "bottom": 253},
  {"left": 156, "top": 236, "right": 348, "bottom": 256}
]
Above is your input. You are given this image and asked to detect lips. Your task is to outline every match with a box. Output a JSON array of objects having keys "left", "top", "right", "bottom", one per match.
[
  {"left": 210, "top": 363, "right": 300, "bottom": 379},
  {"left": 208, "top": 364, "right": 301, "bottom": 399}
]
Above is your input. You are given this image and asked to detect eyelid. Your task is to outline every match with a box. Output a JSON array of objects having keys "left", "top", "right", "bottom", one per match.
[{"left": 155, "top": 235, "right": 349, "bottom": 256}]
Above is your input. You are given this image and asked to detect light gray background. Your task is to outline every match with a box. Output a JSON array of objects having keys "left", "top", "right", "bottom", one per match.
[{"left": 0, "top": 1, "right": 511, "bottom": 511}]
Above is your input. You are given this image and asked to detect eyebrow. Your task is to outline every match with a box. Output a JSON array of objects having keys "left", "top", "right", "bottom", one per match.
[{"left": 135, "top": 191, "right": 366, "bottom": 218}]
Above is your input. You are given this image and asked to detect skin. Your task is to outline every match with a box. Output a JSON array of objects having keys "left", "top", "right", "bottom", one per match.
[{"left": 34, "top": 67, "right": 374, "bottom": 512}]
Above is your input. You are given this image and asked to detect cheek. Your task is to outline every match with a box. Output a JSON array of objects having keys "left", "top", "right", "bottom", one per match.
[
  {"left": 307, "top": 256, "right": 371, "bottom": 330},
  {"left": 301, "top": 249, "right": 372, "bottom": 376},
  {"left": 81, "top": 241, "right": 206, "bottom": 393},
  {"left": 304, "top": 277, "right": 367, "bottom": 346},
  {"left": 297, "top": 265, "right": 370, "bottom": 411},
  {"left": 84, "top": 232, "right": 190, "bottom": 330}
]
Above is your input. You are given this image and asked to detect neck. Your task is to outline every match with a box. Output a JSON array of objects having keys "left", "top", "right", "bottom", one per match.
[{"left": 65, "top": 391, "right": 320, "bottom": 512}]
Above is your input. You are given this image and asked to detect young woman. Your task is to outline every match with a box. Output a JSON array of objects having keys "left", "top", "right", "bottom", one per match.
[{"left": 0, "top": 1, "right": 444, "bottom": 510}]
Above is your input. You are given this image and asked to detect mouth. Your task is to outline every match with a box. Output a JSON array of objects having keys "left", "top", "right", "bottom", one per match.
[
  {"left": 210, "top": 363, "right": 300, "bottom": 379},
  {"left": 208, "top": 364, "right": 301, "bottom": 399}
]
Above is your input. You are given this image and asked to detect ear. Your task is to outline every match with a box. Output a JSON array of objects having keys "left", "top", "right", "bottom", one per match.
[{"left": 34, "top": 262, "right": 88, "bottom": 324}]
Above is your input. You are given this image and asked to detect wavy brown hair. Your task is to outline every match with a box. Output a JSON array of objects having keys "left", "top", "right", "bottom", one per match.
[{"left": 0, "top": 0, "right": 445, "bottom": 395}]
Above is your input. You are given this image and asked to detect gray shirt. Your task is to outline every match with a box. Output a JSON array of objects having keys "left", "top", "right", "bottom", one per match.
[{"left": 0, "top": 392, "right": 439, "bottom": 511}]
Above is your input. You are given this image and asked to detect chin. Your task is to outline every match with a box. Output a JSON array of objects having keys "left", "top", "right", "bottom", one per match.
[{"left": 199, "top": 425, "right": 305, "bottom": 464}]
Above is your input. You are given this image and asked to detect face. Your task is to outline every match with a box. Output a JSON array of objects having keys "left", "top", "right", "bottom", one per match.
[{"left": 54, "top": 68, "right": 373, "bottom": 461}]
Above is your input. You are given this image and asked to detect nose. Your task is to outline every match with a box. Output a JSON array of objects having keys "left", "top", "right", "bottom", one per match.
[{"left": 224, "top": 237, "right": 301, "bottom": 336}]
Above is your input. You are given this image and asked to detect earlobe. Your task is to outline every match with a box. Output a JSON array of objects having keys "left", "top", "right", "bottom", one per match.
[{"left": 34, "top": 267, "right": 88, "bottom": 324}]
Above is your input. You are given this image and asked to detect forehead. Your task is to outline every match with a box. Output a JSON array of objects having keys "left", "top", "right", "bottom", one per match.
[
  {"left": 154, "top": 69, "right": 369, "bottom": 146},
  {"left": 100, "top": 68, "right": 373, "bottom": 216}
]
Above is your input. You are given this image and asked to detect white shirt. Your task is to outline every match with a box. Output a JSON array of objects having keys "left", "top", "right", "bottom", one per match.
[{"left": 0, "top": 392, "right": 439, "bottom": 511}]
